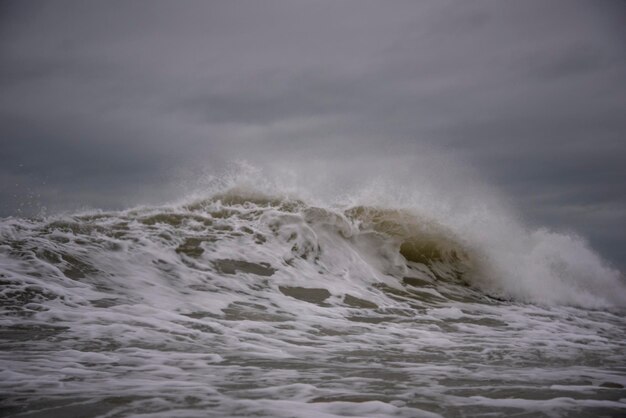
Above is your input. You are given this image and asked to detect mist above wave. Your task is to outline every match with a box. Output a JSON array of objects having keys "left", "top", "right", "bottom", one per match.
[
  {"left": 2, "top": 159, "right": 625, "bottom": 309},
  {"left": 172, "top": 161, "right": 626, "bottom": 308}
]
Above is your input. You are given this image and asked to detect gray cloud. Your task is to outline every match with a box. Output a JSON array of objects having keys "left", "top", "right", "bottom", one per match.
[{"left": 1, "top": 0, "right": 625, "bottom": 269}]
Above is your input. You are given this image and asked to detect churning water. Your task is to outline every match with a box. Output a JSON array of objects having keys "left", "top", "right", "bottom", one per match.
[{"left": 1, "top": 170, "right": 625, "bottom": 417}]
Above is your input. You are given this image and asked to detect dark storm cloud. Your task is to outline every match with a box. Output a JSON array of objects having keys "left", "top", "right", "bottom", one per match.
[{"left": 1, "top": 1, "right": 625, "bottom": 268}]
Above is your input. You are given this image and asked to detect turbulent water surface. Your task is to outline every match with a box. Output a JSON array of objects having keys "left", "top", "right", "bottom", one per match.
[{"left": 1, "top": 190, "right": 625, "bottom": 417}]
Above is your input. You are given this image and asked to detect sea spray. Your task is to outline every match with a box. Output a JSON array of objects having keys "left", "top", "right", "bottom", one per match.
[{"left": 1, "top": 166, "right": 625, "bottom": 417}]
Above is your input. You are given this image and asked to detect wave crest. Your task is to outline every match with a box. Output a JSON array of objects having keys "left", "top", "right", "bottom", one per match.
[{"left": 1, "top": 188, "right": 624, "bottom": 309}]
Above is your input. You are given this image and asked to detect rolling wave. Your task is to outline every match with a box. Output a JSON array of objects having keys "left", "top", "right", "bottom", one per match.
[
  {"left": 1, "top": 188, "right": 623, "bottom": 313},
  {"left": 2, "top": 186, "right": 626, "bottom": 417}
]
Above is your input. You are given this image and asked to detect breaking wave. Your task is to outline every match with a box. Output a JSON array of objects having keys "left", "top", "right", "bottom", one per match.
[
  {"left": 2, "top": 167, "right": 626, "bottom": 417},
  {"left": 1, "top": 185, "right": 624, "bottom": 313}
]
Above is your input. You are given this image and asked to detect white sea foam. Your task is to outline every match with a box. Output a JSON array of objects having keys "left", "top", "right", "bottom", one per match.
[
  {"left": 175, "top": 162, "right": 626, "bottom": 308},
  {"left": 1, "top": 163, "right": 625, "bottom": 417}
]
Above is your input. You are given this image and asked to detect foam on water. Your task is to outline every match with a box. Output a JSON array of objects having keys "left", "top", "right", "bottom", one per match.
[{"left": 1, "top": 165, "right": 625, "bottom": 417}]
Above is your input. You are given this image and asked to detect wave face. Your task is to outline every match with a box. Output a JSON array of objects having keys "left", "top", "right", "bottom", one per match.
[{"left": 1, "top": 188, "right": 626, "bottom": 417}]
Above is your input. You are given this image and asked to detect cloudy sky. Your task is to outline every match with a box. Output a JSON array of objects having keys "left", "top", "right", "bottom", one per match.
[{"left": 1, "top": 1, "right": 625, "bottom": 269}]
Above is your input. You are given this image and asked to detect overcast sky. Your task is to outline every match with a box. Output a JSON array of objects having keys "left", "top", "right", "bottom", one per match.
[{"left": 1, "top": 1, "right": 625, "bottom": 270}]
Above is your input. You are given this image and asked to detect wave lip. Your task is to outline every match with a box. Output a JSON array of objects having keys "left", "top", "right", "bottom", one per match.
[
  {"left": 1, "top": 187, "right": 625, "bottom": 310},
  {"left": 202, "top": 189, "right": 626, "bottom": 308}
]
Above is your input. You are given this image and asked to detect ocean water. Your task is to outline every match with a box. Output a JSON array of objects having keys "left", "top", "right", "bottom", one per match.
[{"left": 1, "top": 182, "right": 625, "bottom": 417}]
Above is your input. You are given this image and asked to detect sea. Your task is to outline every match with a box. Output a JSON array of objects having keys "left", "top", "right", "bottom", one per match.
[{"left": 1, "top": 172, "right": 625, "bottom": 417}]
